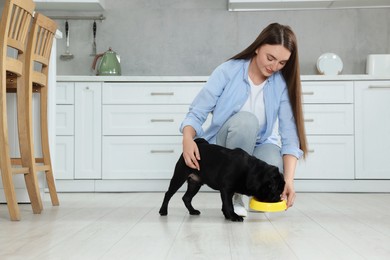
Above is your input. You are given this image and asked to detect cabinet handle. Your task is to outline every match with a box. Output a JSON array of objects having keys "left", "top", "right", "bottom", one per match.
[
  {"left": 304, "top": 119, "right": 314, "bottom": 122},
  {"left": 302, "top": 91, "right": 314, "bottom": 95},
  {"left": 151, "top": 119, "right": 174, "bottom": 122},
  {"left": 308, "top": 149, "right": 315, "bottom": 153},
  {"left": 369, "top": 85, "right": 390, "bottom": 89},
  {"left": 150, "top": 92, "right": 174, "bottom": 96},
  {"left": 150, "top": 150, "right": 174, "bottom": 154}
]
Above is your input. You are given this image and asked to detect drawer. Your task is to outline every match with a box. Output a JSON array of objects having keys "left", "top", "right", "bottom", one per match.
[
  {"left": 56, "top": 82, "right": 74, "bottom": 104},
  {"left": 103, "top": 105, "right": 186, "bottom": 135},
  {"left": 302, "top": 81, "right": 353, "bottom": 104},
  {"left": 295, "top": 136, "right": 354, "bottom": 179},
  {"left": 103, "top": 105, "right": 211, "bottom": 135},
  {"left": 102, "top": 82, "right": 204, "bottom": 104},
  {"left": 56, "top": 105, "right": 74, "bottom": 135},
  {"left": 102, "top": 136, "right": 182, "bottom": 179},
  {"left": 303, "top": 104, "right": 353, "bottom": 135}
]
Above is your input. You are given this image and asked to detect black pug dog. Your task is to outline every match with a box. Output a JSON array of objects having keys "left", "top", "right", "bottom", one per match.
[{"left": 159, "top": 138, "right": 285, "bottom": 222}]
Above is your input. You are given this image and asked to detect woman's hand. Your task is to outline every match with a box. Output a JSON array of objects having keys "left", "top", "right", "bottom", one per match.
[
  {"left": 182, "top": 126, "right": 200, "bottom": 170},
  {"left": 281, "top": 180, "right": 296, "bottom": 208},
  {"left": 281, "top": 155, "right": 297, "bottom": 209},
  {"left": 182, "top": 138, "right": 200, "bottom": 170}
]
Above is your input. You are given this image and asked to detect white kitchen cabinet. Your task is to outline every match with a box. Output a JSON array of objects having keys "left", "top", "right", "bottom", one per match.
[
  {"left": 102, "top": 82, "right": 204, "bottom": 105},
  {"left": 103, "top": 136, "right": 182, "bottom": 179},
  {"left": 103, "top": 105, "right": 191, "bottom": 136},
  {"left": 296, "top": 81, "right": 354, "bottom": 179},
  {"left": 301, "top": 81, "right": 353, "bottom": 104},
  {"left": 55, "top": 76, "right": 390, "bottom": 192},
  {"left": 55, "top": 104, "right": 74, "bottom": 180},
  {"left": 54, "top": 106, "right": 74, "bottom": 180},
  {"left": 355, "top": 81, "right": 390, "bottom": 179},
  {"left": 55, "top": 136, "right": 74, "bottom": 180},
  {"left": 101, "top": 82, "right": 204, "bottom": 181},
  {"left": 74, "top": 82, "right": 102, "bottom": 179},
  {"left": 55, "top": 82, "right": 75, "bottom": 180},
  {"left": 303, "top": 104, "right": 353, "bottom": 135},
  {"left": 297, "top": 136, "right": 354, "bottom": 179}
]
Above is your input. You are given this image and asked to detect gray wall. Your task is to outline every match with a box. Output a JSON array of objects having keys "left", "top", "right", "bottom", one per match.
[{"left": 5, "top": 0, "right": 390, "bottom": 76}]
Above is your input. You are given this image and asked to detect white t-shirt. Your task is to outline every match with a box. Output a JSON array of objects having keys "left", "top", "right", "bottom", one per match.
[{"left": 240, "top": 76, "right": 266, "bottom": 131}]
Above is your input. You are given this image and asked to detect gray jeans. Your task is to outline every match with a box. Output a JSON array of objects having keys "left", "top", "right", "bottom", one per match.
[{"left": 216, "top": 111, "right": 284, "bottom": 173}]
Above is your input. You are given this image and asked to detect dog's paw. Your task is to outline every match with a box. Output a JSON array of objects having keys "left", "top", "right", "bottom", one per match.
[
  {"left": 222, "top": 210, "right": 244, "bottom": 222},
  {"left": 159, "top": 208, "right": 168, "bottom": 216},
  {"left": 229, "top": 213, "right": 244, "bottom": 222},
  {"left": 189, "top": 209, "right": 201, "bottom": 215}
]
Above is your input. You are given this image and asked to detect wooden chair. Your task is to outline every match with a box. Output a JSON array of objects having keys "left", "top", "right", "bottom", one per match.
[
  {"left": 21, "top": 12, "right": 59, "bottom": 207},
  {"left": 6, "top": 13, "right": 60, "bottom": 211},
  {"left": 0, "top": 0, "right": 38, "bottom": 221}
]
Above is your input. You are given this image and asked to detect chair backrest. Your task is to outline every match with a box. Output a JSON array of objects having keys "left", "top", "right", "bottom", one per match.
[
  {"left": 0, "top": 0, "right": 35, "bottom": 77},
  {"left": 26, "top": 13, "right": 57, "bottom": 88}
]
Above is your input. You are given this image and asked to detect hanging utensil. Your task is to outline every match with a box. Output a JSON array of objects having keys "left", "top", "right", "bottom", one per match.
[
  {"left": 60, "top": 20, "right": 74, "bottom": 60},
  {"left": 90, "top": 20, "right": 97, "bottom": 56}
]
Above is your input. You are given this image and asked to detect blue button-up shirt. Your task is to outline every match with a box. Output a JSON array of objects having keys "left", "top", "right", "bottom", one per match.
[{"left": 180, "top": 59, "right": 303, "bottom": 159}]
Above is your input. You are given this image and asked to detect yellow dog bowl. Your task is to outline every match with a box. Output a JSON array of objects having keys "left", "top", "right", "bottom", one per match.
[{"left": 249, "top": 198, "right": 287, "bottom": 212}]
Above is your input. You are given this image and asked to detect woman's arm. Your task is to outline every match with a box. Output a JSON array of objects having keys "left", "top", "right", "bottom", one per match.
[
  {"left": 278, "top": 94, "right": 303, "bottom": 158},
  {"left": 282, "top": 154, "right": 297, "bottom": 208},
  {"left": 180, "top": 65, "right": 227, "bottom": 137}
]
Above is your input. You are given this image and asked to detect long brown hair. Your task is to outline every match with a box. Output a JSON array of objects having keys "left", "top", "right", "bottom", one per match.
[{"left": 231, "top": 23, "right": 308, "bottom": 158}]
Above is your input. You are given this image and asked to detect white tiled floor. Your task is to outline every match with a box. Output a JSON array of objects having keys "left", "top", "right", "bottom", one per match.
[{"left": 1, "top": 192, "right": 390, "bottom": 260}]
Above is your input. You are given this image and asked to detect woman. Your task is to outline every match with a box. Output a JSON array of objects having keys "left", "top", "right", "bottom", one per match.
[{"left": 180, "top": 23, "right": 308, "bottom": 217}]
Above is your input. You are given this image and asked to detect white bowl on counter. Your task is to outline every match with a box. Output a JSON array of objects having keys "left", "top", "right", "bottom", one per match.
[{"left": 366, "top": 54, "right": 390, "bottom": 76}]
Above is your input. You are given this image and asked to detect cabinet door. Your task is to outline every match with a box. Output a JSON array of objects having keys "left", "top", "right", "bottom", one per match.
[
  {"left": 355, "top": 81, "right": 390, "bottom": 179},
  {"left": 103, "top": 105, "right": 187, "bottom": 135},
  {"left": 295, "top": 136, "right": 354, "bottom": 179},
  {"left": 55, "top": 136, "right": 74, "bottom": 179},
  {"left": 102, "top": 82, "right": 204, "bottom": 104},
  {"left": 303, "top": 104, "right": 353, "bottom": 135},
  {"left": 302, "top": 81, "right": 353, "bottom": 104},
  {"left": 102, "top": 136, "right": 182, "bottom": 179},
  {"left": 74, "top": 82, "right": 102, "bottom": 179}
]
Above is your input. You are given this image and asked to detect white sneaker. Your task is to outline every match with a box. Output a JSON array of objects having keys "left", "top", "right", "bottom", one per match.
[{"left": 233, "top": 194, "right": 247, "bottom": 217}]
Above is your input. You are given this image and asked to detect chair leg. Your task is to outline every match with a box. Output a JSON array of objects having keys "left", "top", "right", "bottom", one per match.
[
  {"left": 1, "top": 101, "right": 21, "bottom": 221},
  {"left": 40, "top": 88, "right": 59, "bottom": 206},
  {"left": 23, "top": 167, "right": 43, "bottom": 213},
  {"left": 0, "top": 163, "right": 20, "bottom": 221},
  {"left": 43, "top": 167, "right": 59, "bottom": 206},
  {"left": 17, "top": 80, "right": 43, "bottom": 213}
]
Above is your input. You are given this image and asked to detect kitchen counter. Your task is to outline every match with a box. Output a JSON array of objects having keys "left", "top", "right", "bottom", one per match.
[
  {"left": 57, "top": 76, "right": 209, "bottom": 82},
  {"left": 57, "top": 74, "right": 390, "bottom": 82}
]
